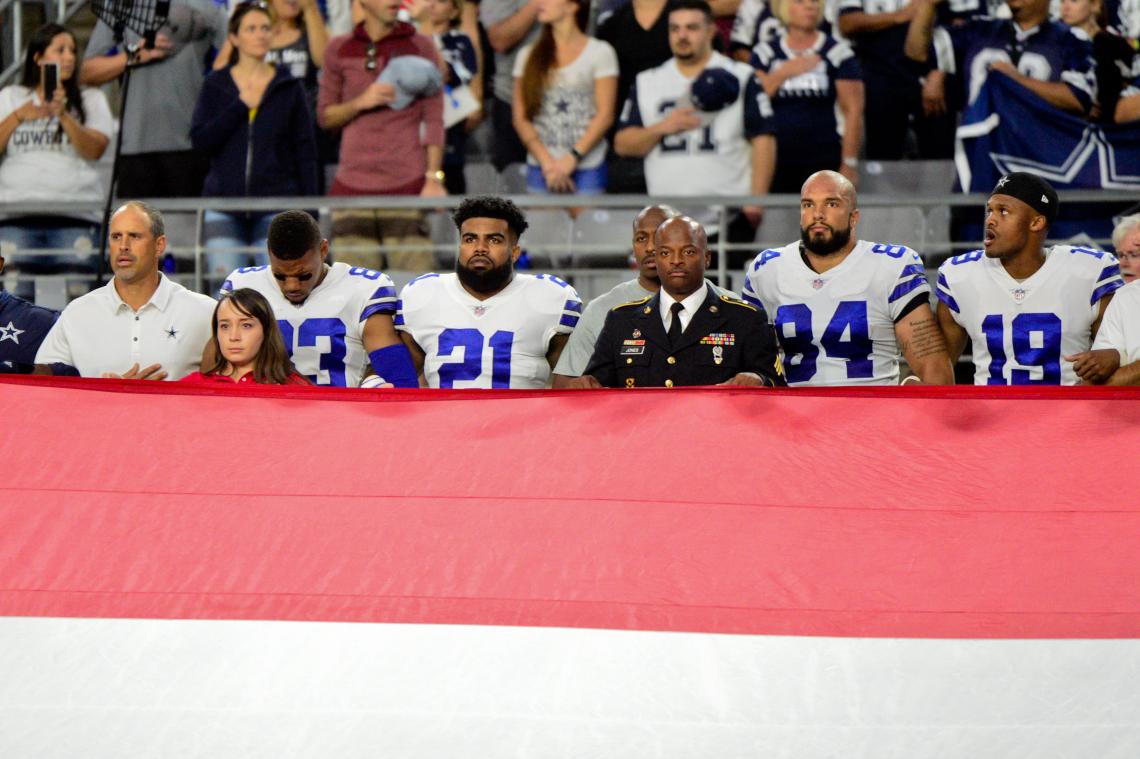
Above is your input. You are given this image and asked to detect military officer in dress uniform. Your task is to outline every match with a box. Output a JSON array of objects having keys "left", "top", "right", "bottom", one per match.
[{"left": 569, "top": 216, "right": 785, "bottom": 388}]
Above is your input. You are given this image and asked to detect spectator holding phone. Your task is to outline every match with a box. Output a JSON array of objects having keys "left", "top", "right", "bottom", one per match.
[{"left": 0, "top": 23, "right": 113, "bottom": 295}]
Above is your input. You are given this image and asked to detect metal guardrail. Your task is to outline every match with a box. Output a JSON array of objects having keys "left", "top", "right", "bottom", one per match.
[{"left": 1, "top": 191, "right": 1134, "bottom": 299}]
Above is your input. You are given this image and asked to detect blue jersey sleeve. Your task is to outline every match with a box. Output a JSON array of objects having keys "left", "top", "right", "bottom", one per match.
[
  {"left": 829, "top": 40, "right": 862, "bottom": 81},
  {"left": 1059, "top": 31, "right": 1096, "bottom": 113},
  {"left": 617, "top": 79, "right": 644, "bottom": 130},
  {"left": 743, "top": 74, "right": 776, "bottom": 139}
]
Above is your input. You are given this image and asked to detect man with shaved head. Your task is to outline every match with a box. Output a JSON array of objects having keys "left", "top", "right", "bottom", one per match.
[
  {"left": 743, "top": 170, "right": 954, "bottom": 385},
  {"left": 552, "top": 204, "right": 731, "bottom": 386},
  {"left": 570, "top": 215, "right": 784, "bottom": 388}
]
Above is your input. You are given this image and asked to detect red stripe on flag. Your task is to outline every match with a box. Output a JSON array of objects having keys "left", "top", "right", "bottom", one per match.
[{"left": 2, "top": 377, "right": 1139, "bottom": 638}]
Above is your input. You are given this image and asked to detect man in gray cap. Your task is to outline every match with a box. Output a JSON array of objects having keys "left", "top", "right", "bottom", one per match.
[{"left": 935, "top": 172, "right": 1125, "bottom": 385}]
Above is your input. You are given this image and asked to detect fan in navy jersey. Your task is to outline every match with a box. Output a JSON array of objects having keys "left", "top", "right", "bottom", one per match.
[
  {"left": 936, "top": 173, "right": 1125, "bottom": 385},
  {"left": 425, "top": 0, "right": 480, "bottom": 195},
  {"left": 753, "top": 0, "right": 863, "bottom": 192},
  {"left": 394, "top": 195, "right": 582, "bottom": 389},
  {"left": 838, "top": 0, "right": 964, "bottom": 160},
  {"left": 0, "top": 252, "right": 58, "bottom": 374},
  {"left": 614, "top": 0, "right": 776, "bottom": 240},
  {"left": 731, "top": 0, "right": 789, "bottom": 60},
  {"left": 742, "top": 170, "right": 955, "bottom": 386},
  {"left": 1117, "top": 69, "right": 1140, "bottom": 121},
  {"left": 220, "top": 210, "right": 416, "bottom": 388},
  {"left": 906, "top": 0, "right": 1097, "bottom": 115}
]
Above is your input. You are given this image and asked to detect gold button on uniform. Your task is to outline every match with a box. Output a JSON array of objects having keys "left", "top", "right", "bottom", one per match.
[
  {"left": 667, "top": 356, "right": 676, "bottom": 365},
  {"left": 665, "top": 379, "right": 674, "bottom": 388},
  {"left": 626, "top": 358, "right": 633, "bottom": 364}
]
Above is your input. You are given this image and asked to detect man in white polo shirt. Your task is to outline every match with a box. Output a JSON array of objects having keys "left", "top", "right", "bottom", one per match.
[
  {"left": 35, "top": 201, "right": 215, "bottom": 379},
  {"left": 1086, "top": 281, "right": 1140, "bottom": 385}
]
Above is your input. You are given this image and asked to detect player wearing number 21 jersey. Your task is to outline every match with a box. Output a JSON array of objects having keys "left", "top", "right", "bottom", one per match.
[
  {"left": 742, "top": 170, "right": 954, "bottom": 385},
  {"left": 221, "top": 211, "right": 417, "bottom": 388},
  {"left": 396, "top": 196, "right": 582, "bottom": 389},
  {"left": 936, "top": 173, "right": 1123, "bottom": 385}
]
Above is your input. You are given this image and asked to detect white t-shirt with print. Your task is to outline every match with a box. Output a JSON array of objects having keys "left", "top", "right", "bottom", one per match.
[
  {"left": 512, "top": 37, "right": 618, "bottom": 169},
  {"left": 0, "top": 85, "right": 114, "bottom": 204}
]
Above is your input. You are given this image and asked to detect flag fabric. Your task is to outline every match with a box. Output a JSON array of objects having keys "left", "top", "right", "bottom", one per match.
[
  {"left": 955, "top": 73, "right": 1140, "bottom": 241},
  {"left": 2, "top": 376, "right": 1140, "bottom": 757}
]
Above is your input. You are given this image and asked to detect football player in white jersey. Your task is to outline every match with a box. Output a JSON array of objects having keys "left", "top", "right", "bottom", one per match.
[
  {"left": 743, "top": 170, "right": 955, "bottom": 385},
  {"left": 220, "top": 211, "right": 415, "bottom": 388},
  {"left": 395, "top": 196, "right": 583, "bottom": 388},
  {"left": 936, "top": 173, "right": 1124, "bottom": 385}
]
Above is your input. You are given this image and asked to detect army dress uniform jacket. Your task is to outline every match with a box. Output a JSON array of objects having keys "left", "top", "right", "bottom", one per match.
[{"left": 584, "top": 288, "right": 785, "bottom": 388}]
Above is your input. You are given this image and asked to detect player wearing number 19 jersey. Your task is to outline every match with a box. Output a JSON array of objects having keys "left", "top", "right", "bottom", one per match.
[
  {"left": 221, "top": 211, "right": 415, "bottom": 388},
  {"left": 396, "top": 196, "right": 582, "bottom": 389},
  {"left": 742, "top": 170, "right": 954, "bottom": 385},
  {"left": 936, "top": 173, "right": 1123, "bottom": 385}
]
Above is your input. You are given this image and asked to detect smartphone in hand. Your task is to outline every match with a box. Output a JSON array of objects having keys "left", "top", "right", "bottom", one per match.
[{"left": 42, "top": 62, "right": 59, "bottom": 101}]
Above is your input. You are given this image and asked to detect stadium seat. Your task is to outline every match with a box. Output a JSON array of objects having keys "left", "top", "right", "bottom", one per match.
[
  {"left": 569, "top": 207, "right": 638, "bottom": 268},
  {"left": 519, "top": 209, "right": 574, "bottom": 268},
  {"left": 858, "top": 160, "right": 956, "bottom": 196},
  {"left": 856, "top": 206, "right": 927, "bottom": 252}
]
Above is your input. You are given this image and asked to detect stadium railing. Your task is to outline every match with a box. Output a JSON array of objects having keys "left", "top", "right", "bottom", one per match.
[{"left": 1, "top": 191, "right": 1134, "bottom": 307}]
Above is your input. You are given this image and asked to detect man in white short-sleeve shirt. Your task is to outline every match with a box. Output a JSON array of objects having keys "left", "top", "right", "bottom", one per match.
[
  {"left": 35, "top": 201, "right": 215, "bottom": 379},
  {"left": 1093, "top": 281, "right": 1140, "bottom": 385}
]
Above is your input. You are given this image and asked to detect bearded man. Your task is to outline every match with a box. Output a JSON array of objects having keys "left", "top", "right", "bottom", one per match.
[
  {"left": 741, "top": 170, "right": 954, "bottom": 385},
  {"left": 394, "top": 195, "right": 582, "bottom": 388}
]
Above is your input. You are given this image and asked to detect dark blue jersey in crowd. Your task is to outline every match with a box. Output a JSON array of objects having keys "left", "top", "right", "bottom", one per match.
[
  {"left": 436, "top": 30, "right": 477, "bottom": 170},
  {"left": 0, "top": 291, "right": 58, "bottom": 374},
  {"left": 836, "top": 0, "right": 972, "bottom": 81},
  {"left": 752, "top": 33, "right": 862, "bottom": 152},
  {"left": 934, "top": 16, "right": 1096, "bottom": 112},
  {"left": 730, "top": 0, "right": 833, "bottom": 56}
]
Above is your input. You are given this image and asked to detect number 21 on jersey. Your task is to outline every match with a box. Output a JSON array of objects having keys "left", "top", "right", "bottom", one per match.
[{"left": 437, "top": 328, "right": 515, "bottom": 388}]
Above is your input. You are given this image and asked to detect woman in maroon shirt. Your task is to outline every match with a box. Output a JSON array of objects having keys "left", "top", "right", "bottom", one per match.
[{"left": 182, "top": 288, "right": 309, "bottom": 386}]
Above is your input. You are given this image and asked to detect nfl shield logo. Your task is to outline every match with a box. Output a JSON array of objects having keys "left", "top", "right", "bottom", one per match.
[
  {"left": 812, "top": 278, "right": 825, "bottom": 290},
  {"left": 473, "top": 305, "right": 486, "bottom": 316},
  {"left": 1012, "top": 288, "right": 1027, "bottom": 302}
]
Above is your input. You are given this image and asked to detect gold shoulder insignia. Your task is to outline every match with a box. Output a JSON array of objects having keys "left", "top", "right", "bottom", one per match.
[
  {"left": 613, "top": 296, "right": 652, "bottom": 311},
  {"left": 720, "top": 294, "right": 758, "bottom": 312}
]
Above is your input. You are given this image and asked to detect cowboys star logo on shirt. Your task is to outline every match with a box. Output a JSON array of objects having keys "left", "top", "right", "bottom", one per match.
[{"left": 0, "top": 321, "right": 25, "bottom": 344}]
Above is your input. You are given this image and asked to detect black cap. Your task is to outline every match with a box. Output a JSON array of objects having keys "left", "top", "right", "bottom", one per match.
[
  {"left": 690, "top": 67, "right": 740, "bottom": 112},
  {"left": 991, "top": 172, "right": 1059, "bottom": 226}
]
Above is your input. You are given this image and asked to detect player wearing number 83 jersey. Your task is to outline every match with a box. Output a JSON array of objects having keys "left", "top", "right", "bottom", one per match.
[
  {"left": 742, "top": 170, "right": 955, "bottom": 385},
  {"left": 395, "top": 195, "right": 582, "bottom": 389},
  {"left": 220, "top": 211, "right": 411, "bottom": 388}
]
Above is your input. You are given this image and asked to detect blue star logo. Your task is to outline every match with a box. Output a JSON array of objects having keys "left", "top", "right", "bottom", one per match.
[
  {"left": 555, "top": 99, "right": 570, "bottom": 113},
  {"left": 166, "top": 326, "right": 179, "bottom": 339}
]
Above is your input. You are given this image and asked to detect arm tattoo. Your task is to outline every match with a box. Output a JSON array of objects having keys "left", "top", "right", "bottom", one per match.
[{"left": 902, "top": 316, "right": 948, "bottom": 361}]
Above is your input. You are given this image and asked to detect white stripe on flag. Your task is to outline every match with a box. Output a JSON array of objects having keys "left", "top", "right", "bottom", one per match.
[{"left": 2, "top": 618, "right": 1139, "bottom": 758}]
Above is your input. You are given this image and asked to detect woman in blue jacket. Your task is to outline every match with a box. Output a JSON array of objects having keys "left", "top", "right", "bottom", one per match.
[{"left": 191, "top": 0, "right": 317, "bottom": 286}]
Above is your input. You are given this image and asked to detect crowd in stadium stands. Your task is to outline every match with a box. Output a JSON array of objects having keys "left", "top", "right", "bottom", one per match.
[{"left": 2, "top": 0, "right": 1140, "bottom": 385}]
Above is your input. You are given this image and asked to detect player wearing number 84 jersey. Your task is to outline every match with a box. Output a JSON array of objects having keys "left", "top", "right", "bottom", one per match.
[
  {"left": 936, "top": 173, "right": 1123, "bottom": 385},
  {"left": 395, "top": 196, "right": 582, "bottom": 388},
  {"left": 742, "top": 170, "right": 954, "bottom": 385}
]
